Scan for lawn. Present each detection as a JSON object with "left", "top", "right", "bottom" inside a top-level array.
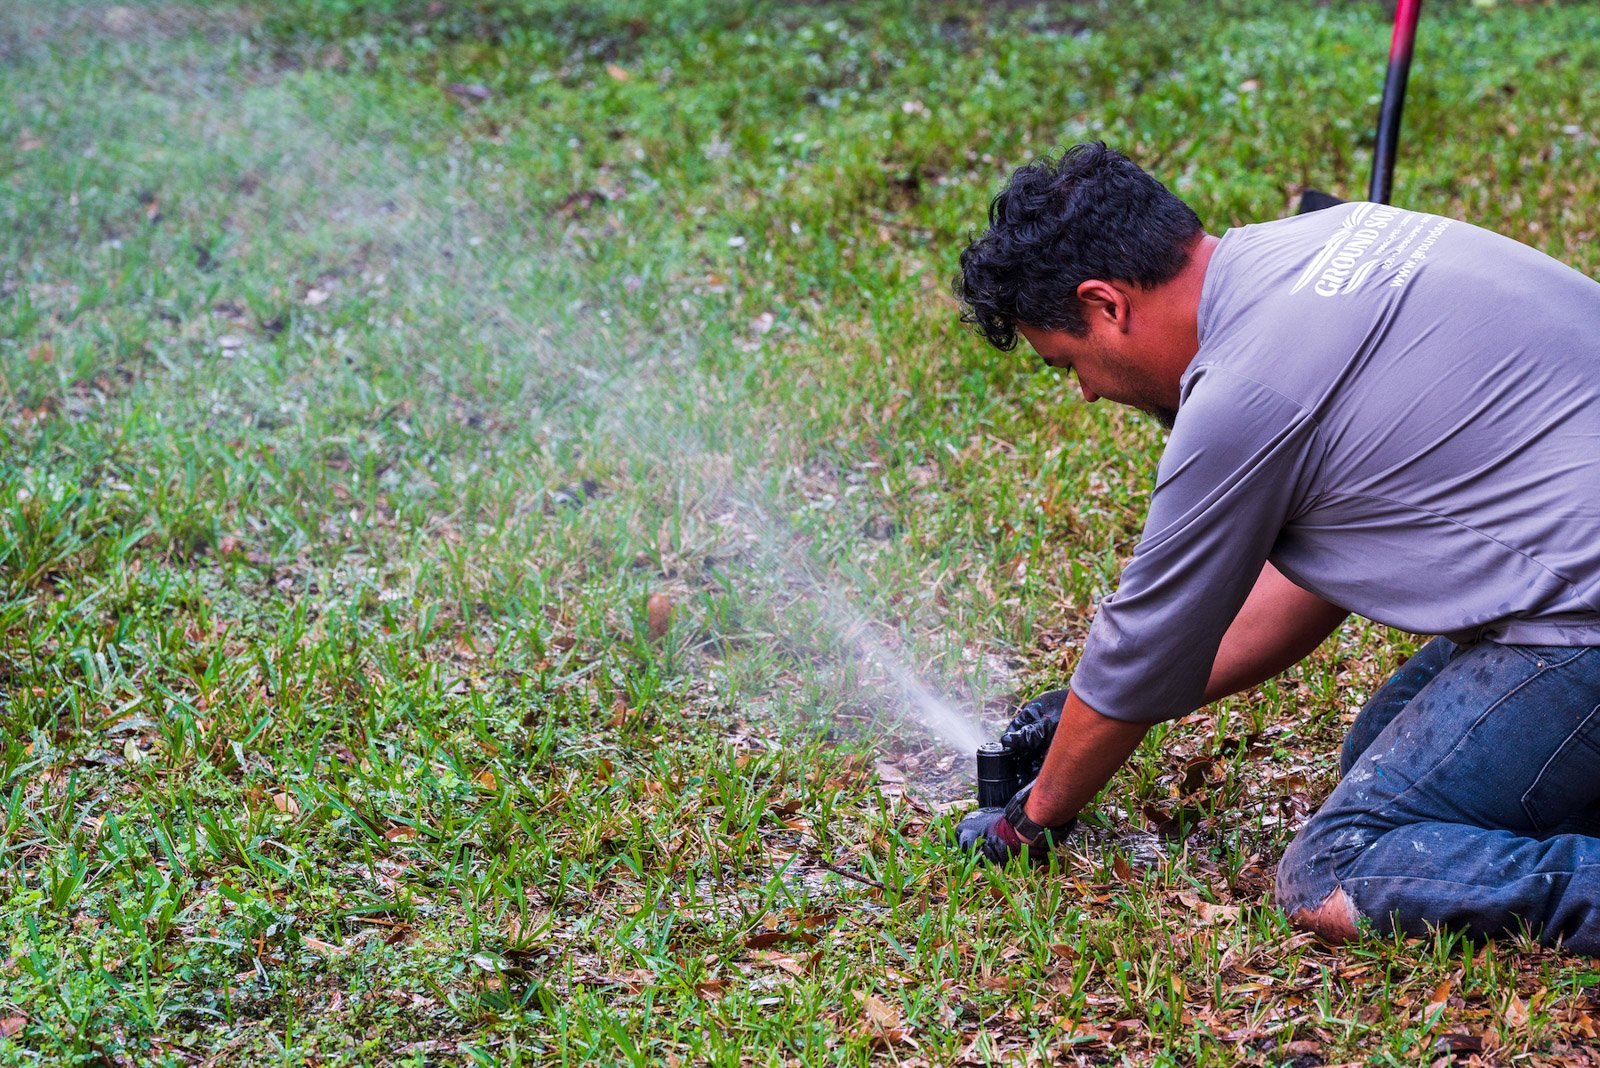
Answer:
[{"left": 3, "top": 0, "right": 1600, "bottom": 1063}]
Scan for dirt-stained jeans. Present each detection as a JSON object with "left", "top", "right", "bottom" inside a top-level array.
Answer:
[{"left": 1276, "top": 638, "right": 1600, "bottom": 955}]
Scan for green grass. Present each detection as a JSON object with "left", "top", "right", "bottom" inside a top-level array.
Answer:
[{"left": 4, "top": 0, "right": 1600, "bottom": 1063}]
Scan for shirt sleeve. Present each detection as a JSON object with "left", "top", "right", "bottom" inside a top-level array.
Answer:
[{"left": 1069, "top": 368, "right": 1322, "bottom": 723}]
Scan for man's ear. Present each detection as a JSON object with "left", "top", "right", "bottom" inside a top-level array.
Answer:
[{"left": 1075, "top": 280, "right": 1129, "bottom": 332}]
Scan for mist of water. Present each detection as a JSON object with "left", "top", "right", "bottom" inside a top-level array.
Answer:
[{"left": 12, "top": 3, "right": 996, "bottom": 764}]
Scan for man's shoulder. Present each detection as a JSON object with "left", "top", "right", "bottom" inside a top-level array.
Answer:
[
  {"left": 1178, "top": 363, "right": 1314, "bottom": 425},
  {"left": 1162, "top": 365, "right": 1319, "bottom": 485}
]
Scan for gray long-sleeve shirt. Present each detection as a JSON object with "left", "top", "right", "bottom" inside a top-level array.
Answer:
[{"left": 1070, "top": 204, "right": 1600, "bottom": 724}]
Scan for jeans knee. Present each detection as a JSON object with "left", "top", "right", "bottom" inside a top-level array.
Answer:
[
  {"left": 1275, "top": 835, "right": 1365, "bottom": 942},
  {"left": 1274, "top": 831, "right": 1333, "bottom": 915}
]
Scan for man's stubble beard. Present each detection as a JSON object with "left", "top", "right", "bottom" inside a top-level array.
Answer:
[{"left": 1093, "top": 339, "right": 1177, "bottom": 430}]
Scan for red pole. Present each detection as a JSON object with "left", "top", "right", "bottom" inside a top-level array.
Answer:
[{"left": 1369, "top": 0, "right": 1423, "bottom": 204}]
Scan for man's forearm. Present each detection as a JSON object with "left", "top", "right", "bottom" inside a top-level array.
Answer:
[
  {"left": 1204, "top": 562, "right": 1348, "bottom": 703},
  {"left": 1022, "top": 689, "right": 1149, "bottom": 829},
  {"left": 1020, "top": 565, "right": 1344, "bottom": 832}
]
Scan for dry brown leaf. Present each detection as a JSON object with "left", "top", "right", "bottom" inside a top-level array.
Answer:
[
  {"left": 603, "top": 968, "right": 656, "bottom": 992},
  {"left": 873, "top": 761, "right": 906, "bottom": 784},
  {"left": 1176, "top": 892, "right": 1241, "bottom": 924},
  {"left": 1433, "top": 1033, "right": 1484, "bottom": 1054},
  {"left": 868, "top": 1027, "right": 911, "bottom": 1049},
  {"left": 0, "top": 1016, "right": 26, "bottom": 1038},
  {"left": 862, "top": 993, "right": 900, "bottom": 1029},
  {"left": 747, "top": 950, "right": 805, "bottom": 977},
  {"left": 384, "top": 825, "right": 418, "bottom": 842},
  {"left": 474, "top": 769, "right": 498, "bottom": 792},
  {"left": 271, "top": 791, "right": 299, "bottom": 815},
  {"left": 606, "top": 64, "right": 631, "bottom": 82},
  {"left": 1228, "top": 981, "right": 1273, "bottom": 995},
  {"left": 1046, "top": 971, "right": 1081, "bottom": 995},
  {"left": 1196, "top": 901, "right": 1240, "bottom": 923},
  {"left": 1423, "top": 974, "right": 1455, "bottom": 1024},
  {"left": 302, "top": 936, "right": 345, "bottom": 956},
  {"left": 1503, "top": 991, "right": 1528, "bottom": 1030},
  {"left": 608, "top": 699, "right": 631, "bottom": 727},
  {"left": 1051, "top": 1017, "right": 1107, "bottom": 1044},
  {"left": 647, "top": 592, "right": 672, "bottom": 637},
  {"left": 744, "top": 930, "right": 818, "bottom": 950}
]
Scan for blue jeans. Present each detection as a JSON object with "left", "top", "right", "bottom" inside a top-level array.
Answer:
[{"left": 1276, "top": 638, "right": 1600, "bottom": 954}]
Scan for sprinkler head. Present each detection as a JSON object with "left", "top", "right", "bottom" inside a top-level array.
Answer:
[{"left": 975, "top": 740, "right": 1024, "bottom": 810}]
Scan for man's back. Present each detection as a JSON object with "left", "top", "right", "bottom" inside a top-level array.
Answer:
[
  {"left": 1072, "top": 206, "right": 1600, "bottom": 723},
  {"left": 1195, "top": 206, "right": 1600, "bottom": 641}
]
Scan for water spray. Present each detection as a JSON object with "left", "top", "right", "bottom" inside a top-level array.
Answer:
[{"left": 12, "top": 3, "right": 1000, "bottom": 781}]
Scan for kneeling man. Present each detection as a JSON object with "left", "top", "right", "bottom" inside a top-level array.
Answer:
[{"left": 953, "top": 142, "right": 1600, "bottom": 954}]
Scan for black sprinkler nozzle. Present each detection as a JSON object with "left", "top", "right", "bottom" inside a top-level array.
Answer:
[{"left": 975, "top": 741, "right": 1024, "bottom": 810}]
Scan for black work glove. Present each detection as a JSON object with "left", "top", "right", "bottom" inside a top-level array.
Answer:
[
  {"left": 999, "top": 688, "right": 1071, "bottom": 779},
  {"left": 954, "top": 806, "right": 1032, "bottom": 864},
  {"left": 954, "top": 784, "right": 1078, "bottom": 865}
]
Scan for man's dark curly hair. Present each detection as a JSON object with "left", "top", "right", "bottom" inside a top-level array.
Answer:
[{"left": 954, "top": 143, "right": 1203, "bottom": 351}]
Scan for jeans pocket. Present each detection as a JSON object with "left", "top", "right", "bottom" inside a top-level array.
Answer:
[
  {"left": 1503, "top": 645, "right": 1590, "bottom": 669},
  {"left": 1521, "top": 703, "right": 1600, "bottom": 834}
]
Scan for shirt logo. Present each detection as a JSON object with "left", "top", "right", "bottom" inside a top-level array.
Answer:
[{"left": 1290, "top": 203, "right": 1403, "bottom": 297}]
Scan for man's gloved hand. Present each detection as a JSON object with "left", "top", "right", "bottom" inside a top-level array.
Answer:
[
  {"left": 1000, "top": 688, "right": 1071, "bottom": 778},
  {"left": 954, "top": 783, "right": 1078, "bottom": 864},
  {"left": 954, "top": 806, "right": 1032, "bottom": 863}
]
